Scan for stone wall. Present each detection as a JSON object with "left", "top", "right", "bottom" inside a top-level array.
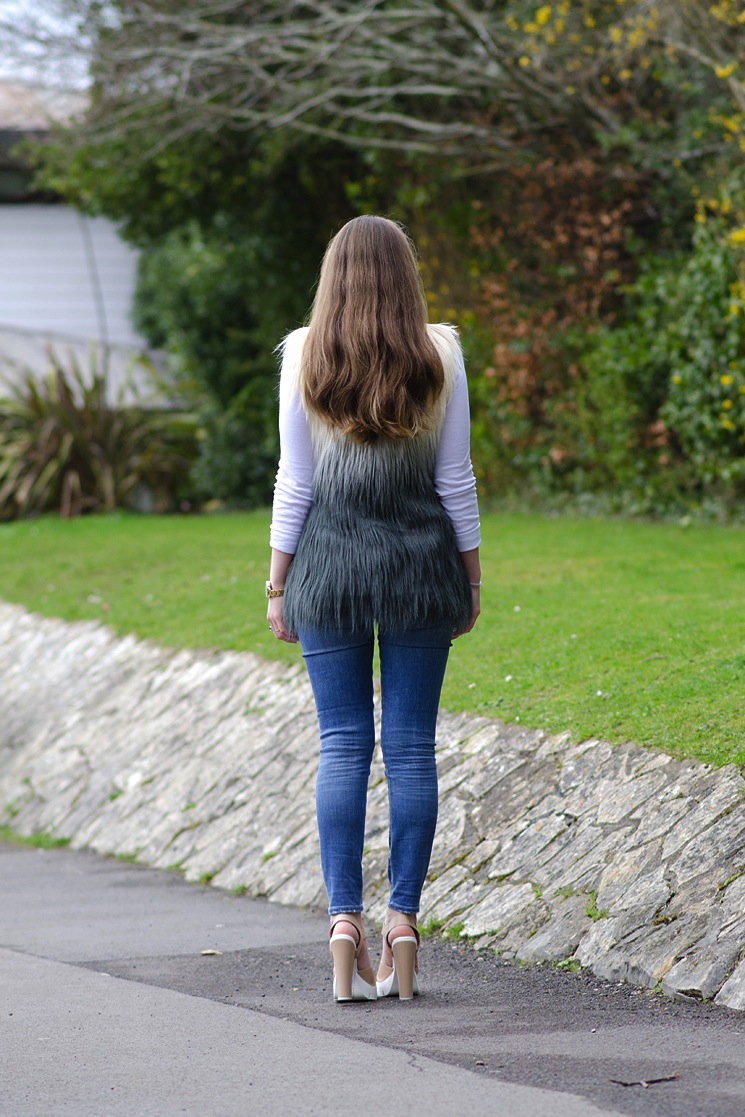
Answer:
[{"left": 0, "top": 602, "right": 743, "bottom": 1010}]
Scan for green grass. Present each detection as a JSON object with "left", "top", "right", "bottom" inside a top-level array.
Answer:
[
  {"left": 0, "top": 826, "right": 70, "bottom": 849},
  {"left": 584, "top": 890, "right": 609, "bottom": 921},
  {"left": 0, "top": 510, "right": 744, "bottom": 767},
  {"left": 554, "top": 959, "right": 581, "bottom": 973}
]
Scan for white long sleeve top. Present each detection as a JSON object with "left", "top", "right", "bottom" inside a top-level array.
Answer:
[{"left": 270, "top": 332, "right": 481, "bottom": 554}]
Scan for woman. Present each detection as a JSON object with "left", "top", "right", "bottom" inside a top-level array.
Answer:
[{"left": 266, "top": 215, "right": 481, "bottom": 1003}]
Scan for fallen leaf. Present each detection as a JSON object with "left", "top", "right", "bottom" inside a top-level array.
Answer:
[{"left": 609, "top": 1074, "right": 679, "bottom": 1089}]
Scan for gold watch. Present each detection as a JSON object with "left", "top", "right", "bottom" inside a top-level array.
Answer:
[{"left": 265, "top": 581, "right": 285, "bottom": 599}]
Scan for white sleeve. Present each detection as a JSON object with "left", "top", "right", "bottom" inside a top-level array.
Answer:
[
  {"left": 435, "top": 351, "right": 481, "bottom": 552},
  {"left": 269, "top": 354, "right": 314, "bottom": 554}
]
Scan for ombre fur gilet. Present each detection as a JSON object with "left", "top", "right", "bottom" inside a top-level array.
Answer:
[{"left": 282, "top": 323, "right": 472, "bottom": 636}]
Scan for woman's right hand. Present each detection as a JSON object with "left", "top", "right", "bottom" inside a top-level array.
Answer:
[{"left": 453, "top": 585, "right": 480, "bottom": 639}]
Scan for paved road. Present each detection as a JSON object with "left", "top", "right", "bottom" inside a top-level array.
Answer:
[{"left": 1, "top": 842, "right": 743, "bottom": 1117}]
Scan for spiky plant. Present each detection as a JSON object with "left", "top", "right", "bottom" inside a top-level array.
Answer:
[{"left": 0, "top": 347, "right": 198, "bottom": 519}]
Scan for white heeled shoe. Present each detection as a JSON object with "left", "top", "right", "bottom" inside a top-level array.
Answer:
[
  {"left": 329, "top": 914, "right": 377, "bottom": 1003},
  {"left": 376, "top": 910, "right": 420, "bottom": 1000}
]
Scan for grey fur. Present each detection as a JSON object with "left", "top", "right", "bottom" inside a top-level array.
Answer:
[{"left": 283, "top": 433, "right": 472, "bottom": 636}]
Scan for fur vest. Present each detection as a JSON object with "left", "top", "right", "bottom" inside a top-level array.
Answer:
[{"left": 281, "top": 323, "right": 472, "bottom": 636}]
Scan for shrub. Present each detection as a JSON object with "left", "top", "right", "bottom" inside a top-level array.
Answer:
[
  {"left": 133, "top": 221, "right": 295, "bottom": 506},
  {"left": 456, "top": 155, "right": 647, "bottom": 496},
  {"left": 0, "top": 348, "right": 198, "bottom": 519},
  {"left": 566, "top": 212, "right": 745, "bottom": 501},
  {"left": 661, "top": 220, "right": 745, "bottom": 487},
  {"left": 191, "top": 383, "right": 280, "bottom": 510}
]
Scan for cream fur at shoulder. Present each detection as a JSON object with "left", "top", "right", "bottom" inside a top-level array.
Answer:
[
  {"left": 428, "top": 320, "right": 462, "bottom": 379},
  {"left": 277, "top": 326, "right": 309, "bottom": 393}
]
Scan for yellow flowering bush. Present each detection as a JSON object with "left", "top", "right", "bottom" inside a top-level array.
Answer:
[
  {"left": 643, "top": 216, "right": 745, "bottom": 484},
  {"left": 548, "top": 206, "right": 745, "bottom": 503}
]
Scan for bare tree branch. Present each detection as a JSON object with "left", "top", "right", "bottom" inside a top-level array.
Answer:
[{"left": 0, "top": 0, "right": 741, "bottom": 164}]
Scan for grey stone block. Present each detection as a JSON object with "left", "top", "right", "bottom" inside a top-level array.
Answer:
[
  {"left": 715, "top": 959, "right": 745, "bottom": 1010},
  {"left": 516, "top": 894, "right": 588, "bottom": 963}
]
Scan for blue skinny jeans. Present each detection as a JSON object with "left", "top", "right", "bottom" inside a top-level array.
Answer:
[{"left": 299, "top": 624, "right": 452, "bottom": 916}]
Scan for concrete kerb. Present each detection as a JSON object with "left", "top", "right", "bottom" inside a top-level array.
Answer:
[{"left": 0, "top": 601, "right": 743, "bottom": 1011}]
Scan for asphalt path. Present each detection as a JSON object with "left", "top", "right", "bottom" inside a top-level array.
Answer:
[{"left": 1, "top": 842, "right": 743, "bottom": 1117}]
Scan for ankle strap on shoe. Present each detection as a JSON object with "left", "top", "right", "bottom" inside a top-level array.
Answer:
[
  {"left": 330, "top": 914, "right": 364, "bottom": 944},
  {"left": 384, "top": 912, "right": 420, "bottom": 948}
]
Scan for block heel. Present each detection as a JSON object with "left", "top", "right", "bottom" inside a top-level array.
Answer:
[
  {"left": 330, "top": 934, "right": 357, "bottom": 1001},
  {"left": 391, "top": 936, "right": 418, "bottom": 1000},
  {"left": 329, "top": 914, "right": 378, "bottom": 1003}
]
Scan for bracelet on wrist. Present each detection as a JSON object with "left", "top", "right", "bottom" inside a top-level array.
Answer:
[{"left": 469, "top": 581, "right": 482, "bottom": 588}]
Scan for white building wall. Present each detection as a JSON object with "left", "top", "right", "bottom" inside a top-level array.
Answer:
[
  {"left": 0, "top": 203, "right": 144, "bottom": 346},
  {"left": 0, "top": 203, "right": 161, "bottom": 401}
]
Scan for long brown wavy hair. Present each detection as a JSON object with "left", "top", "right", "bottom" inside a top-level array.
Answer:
[{"left": 300, "top": 215, "right": 445, "bottom": 442}]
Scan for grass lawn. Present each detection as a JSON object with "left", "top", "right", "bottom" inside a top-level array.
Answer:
[{"left": 0, "top": 510, "right": 743, "bottom": 768}]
